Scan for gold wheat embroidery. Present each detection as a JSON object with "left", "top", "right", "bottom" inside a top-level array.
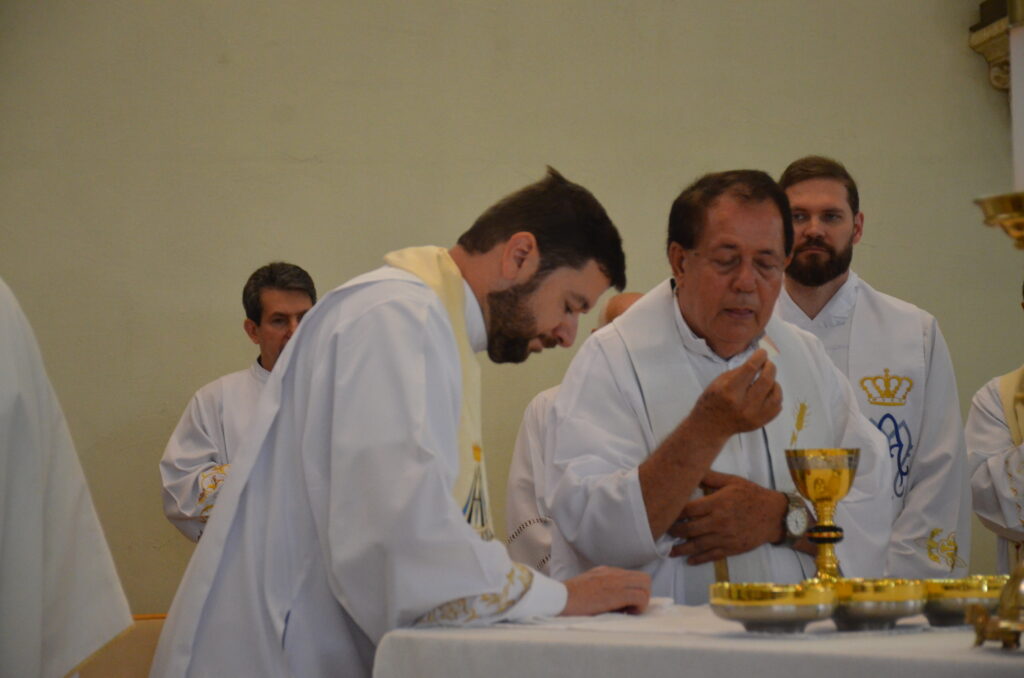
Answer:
[{"left": 790, "top": 402, "right": 808, "bottom": 447}]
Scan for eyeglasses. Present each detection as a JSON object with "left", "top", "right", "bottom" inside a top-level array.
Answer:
[{"left": 688, "top": 249, "right": 785, "bottom": 282}]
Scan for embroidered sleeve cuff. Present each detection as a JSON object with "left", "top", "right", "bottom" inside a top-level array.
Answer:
[
  {"left": 511, "top": 569, "right": 568, "bottom": 619},
  {"left": 414, "top": 563, "right": 566, "bottom": 627}
]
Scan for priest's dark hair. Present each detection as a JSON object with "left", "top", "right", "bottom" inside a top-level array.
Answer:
[
  {"left": 457, "top": 167, "right": 627, "bottom": 291},
  {"left": 668, "top": 170, "right": 793, "bottom": 256},
  {"left": 778, "top": 155, "right": 860, "bottom": 215},
  {"left": 242, "top": 262, "right": 318, "bottom": 325}
]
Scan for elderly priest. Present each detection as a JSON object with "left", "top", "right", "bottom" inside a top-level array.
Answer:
[
  {"left": 150, "top": 168, "right": 651, "bottom": 678},
  {"left": 545, "top": 170, "right": 892, "bottom": 603}
]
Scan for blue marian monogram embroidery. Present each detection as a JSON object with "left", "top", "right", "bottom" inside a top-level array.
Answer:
[{"left": 874, "top": 413, "right": 913, "bottom": 498}]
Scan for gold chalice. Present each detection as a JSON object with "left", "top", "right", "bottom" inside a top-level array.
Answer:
[{"left": 784, "top": 448, "right": 859, "bottom": 583}]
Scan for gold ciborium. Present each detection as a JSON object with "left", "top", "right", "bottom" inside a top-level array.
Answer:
[{"left": 784, "top": 448, "right": 859, "bottom": 583}]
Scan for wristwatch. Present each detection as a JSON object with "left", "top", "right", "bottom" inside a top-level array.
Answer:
[{"left": 781, "top": 491, "right": 811, "bottom": 546}]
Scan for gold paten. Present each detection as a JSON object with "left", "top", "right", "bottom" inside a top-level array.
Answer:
[
  {"left": 709, "top": 581, "right": 835, "bottom": 633},
  {"left": 975, "top": 192, "right": 1024, "bottom": 249},
  {"left": 784, "top": 448, "right": 858, "bottom": 583},
  {"left": 833, "top": 578, "right": 925, "bottom": 631},
  {"left": 925, "top": 575, "right": 1008, "bottom": 627}
]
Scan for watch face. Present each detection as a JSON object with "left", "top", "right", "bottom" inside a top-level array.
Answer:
[{"left": 786, "top": 508, "right": 808, "bottom": 536}]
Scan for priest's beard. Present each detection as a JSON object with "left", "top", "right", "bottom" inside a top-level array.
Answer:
[
  {"left": 786, "top": 234, "right": 854, "bottom": 287},
  {"left": 486, "top": 275, "right": 550, "bottom": 364}
]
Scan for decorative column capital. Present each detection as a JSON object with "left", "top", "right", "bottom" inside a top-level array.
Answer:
[{"left": 970, "top": 16, "right": 1010, "bottom": 91}]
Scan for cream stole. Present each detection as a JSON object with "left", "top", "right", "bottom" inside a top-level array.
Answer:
[
  {"left": 383, "top": 246, "right": 494, "bottom": 540},
  {"left": 846, "top": 278, "right": 925, "bottom": 509},
  {"left": 614, "top": 281, "right": 831, "bottom": 601},
  {"left": 993, "top": 365, "right": 1024, "bottom": 570}
]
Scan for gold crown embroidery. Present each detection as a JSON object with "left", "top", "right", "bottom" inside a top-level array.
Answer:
[{"left": 859, "top": 369, "right": 914, "bottom": 407}]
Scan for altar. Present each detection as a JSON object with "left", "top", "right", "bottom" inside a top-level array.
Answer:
[{"left": 372, "top": 602, "right": 1021, "bottom": 678}]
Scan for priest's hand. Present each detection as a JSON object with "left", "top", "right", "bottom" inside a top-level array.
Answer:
[
  {"left": 666, "top": 471, "right": 787, "bottom": 564},
  {"left": 560, "top": 566, "right": 652, "bottom": 616},
  {"left": 689, "top": 349, "right": 782, "bottom": 440},
  {"left": 637, "top": 350, "right": 782, "bottom": 542}
]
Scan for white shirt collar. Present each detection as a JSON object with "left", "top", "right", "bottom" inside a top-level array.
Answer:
[
  {"left": 462, "top": 279, "right": 487, "bottom": 353},
  {"left": 251, "top": 359, "right": 271, "bottom": 383},
  {"left": 781, "top": 270, "right": 860, "bottom": 329},
  {"left": 670, "top": 285, "right": 761, "bottom": 366}
]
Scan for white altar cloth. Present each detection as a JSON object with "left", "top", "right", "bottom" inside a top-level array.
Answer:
[{"left": 373, "top": 602, "right": 1021, "bottom": 678}]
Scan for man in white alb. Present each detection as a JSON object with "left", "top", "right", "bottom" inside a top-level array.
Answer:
[
  {"left": 775, "top": 156, "right": 970, "bottom": 578},
  {"left": 0, "top": 276, "right": 131, "bottom": 678},
  {"left": 150, "top": 168, "right": 651, "bottom": 678},
  {"left": 965, "top": 279, "right": 1024, "bottom": 574},
  {"left": 160, "top": 262, "right": 316, "bottom": 541},
  {"left": 546, "top": 170, "right": 891, "bottom": 604},
  {"left": 506, "top": 291, "right": 642, "bottom": 573}
]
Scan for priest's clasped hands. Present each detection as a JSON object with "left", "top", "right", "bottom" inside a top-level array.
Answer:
[{"left": 668, "top": 471, "right": 789, "bottom": 564}]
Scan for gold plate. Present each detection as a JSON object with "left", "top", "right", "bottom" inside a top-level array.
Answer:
[
  {"left": 924, "top": 575, "right": 1008, "bottom": 627},
  {"left": 834, "top": 578, "right": 925, "bottom": 631},
  {"left": 710, "top": 581, "right": 836, "bottom": 633}
]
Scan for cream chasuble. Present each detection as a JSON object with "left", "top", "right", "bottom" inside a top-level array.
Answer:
[
  {"left": 151, "top": 259, "right": 565, "bottom": 678},
  {"left": 384, "top": 246, "right": 494, "bottom": 540}
]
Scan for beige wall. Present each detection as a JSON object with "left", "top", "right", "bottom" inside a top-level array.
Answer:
[{"left": 0, "top": 1, "right": 1014, "bottom": 612}]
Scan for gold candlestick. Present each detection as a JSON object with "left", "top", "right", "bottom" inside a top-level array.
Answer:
[
  {"left": 784, "top": 448, "right": 859, "bottom": 583},
  {"left": 975, "top": 192, "right": 1024, "bottom": 249}
]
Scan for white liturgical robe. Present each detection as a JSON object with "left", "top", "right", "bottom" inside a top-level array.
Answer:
[
  {"left": 777, "top": 272, "right": 970, "bottom": 578},
  {"left": 151, "top": 259, "right": 565, "bottom": 678},
  {"left": 506, "top": 386, "right": 559, "bottom": 573},
  {"left": 160, "top": 361, "right": 269, "bottom": 541},
  {"left": 546, "top": 281, "right": 891, "bottom": 604},
  {"left": 966, "top": 371, "right": 1024, "bottom": 573},
  {"left": 0, "top": 277, "right": 131, "bottom": 678}
]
